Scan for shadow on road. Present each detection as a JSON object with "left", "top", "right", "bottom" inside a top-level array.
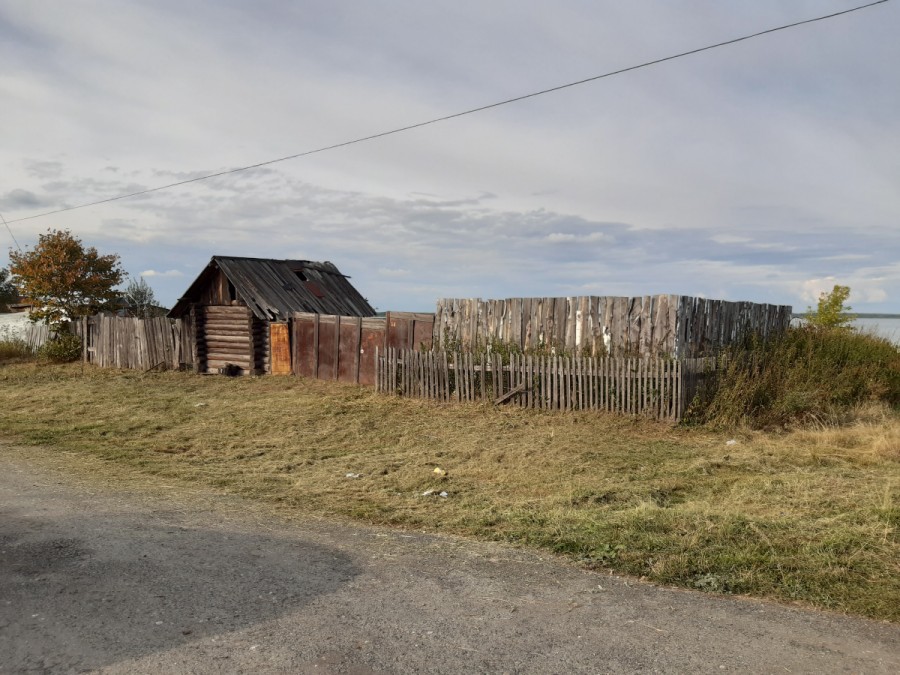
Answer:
[{"left": 1, "top": 509, "right": 359, "bottom": 672}]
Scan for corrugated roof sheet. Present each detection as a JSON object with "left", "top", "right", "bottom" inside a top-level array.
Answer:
[{"left": 168, "top": 256, "right": 375, "bottom": 320}]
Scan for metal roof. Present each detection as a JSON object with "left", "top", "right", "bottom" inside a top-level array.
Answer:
[{"left": 168, "top": 256, "right": 375, "bottom": 320}]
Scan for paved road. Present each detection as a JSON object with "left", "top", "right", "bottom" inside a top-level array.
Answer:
[{"left": 1, "top": 444, "right": 898, "bottom": 674}]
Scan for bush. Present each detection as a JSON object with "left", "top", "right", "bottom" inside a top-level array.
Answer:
[
  {"left": 693, "top": 326, "right": 900, "bottom": 428},
  {"left": 39, "top": 330, "right": 83, "bottom": 363},
  {"left": 806, "top": 284, "right": 855, "bottom": 329}
]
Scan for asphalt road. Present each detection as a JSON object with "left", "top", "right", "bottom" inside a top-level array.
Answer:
[{"left": 1, "top": 442, "right": 898, "bottom": 674}]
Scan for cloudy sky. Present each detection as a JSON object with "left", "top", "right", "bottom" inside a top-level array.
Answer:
[{"left": 1, "top": 0, "right": 898, "bottom": 312}]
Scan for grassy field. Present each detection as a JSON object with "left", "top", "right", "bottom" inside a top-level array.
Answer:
[{"left": 1, "top": 361, "right": 898, "bottom": 621}]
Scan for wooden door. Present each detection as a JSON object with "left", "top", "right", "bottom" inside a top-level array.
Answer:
[{"left": 269, "top": 322, "right": 291, "bottom": 374}]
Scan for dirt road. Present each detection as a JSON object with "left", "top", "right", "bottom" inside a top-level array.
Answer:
[{"left": 1, "top": 443, "right": 897, "bottom": 674}]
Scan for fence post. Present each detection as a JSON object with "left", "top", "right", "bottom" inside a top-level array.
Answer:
[
  {"left": 354, "top": 316, "right": 362, "bottom": 384},
  {"left": 81, "top": 316, "right": 88, "bottom": 364}
]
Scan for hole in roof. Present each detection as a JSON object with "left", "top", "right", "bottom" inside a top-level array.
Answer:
[{"left": 294, "top": 270, "right": 308, "bottom": 282}]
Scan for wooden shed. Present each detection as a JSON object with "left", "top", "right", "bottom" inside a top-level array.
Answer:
[{"left": 168, "top": 256, "right": 375, "bottom": 374}]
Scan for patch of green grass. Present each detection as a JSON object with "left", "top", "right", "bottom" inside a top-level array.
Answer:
[{"left": 0, "top": 362, "right": 898, "bottom": 621}]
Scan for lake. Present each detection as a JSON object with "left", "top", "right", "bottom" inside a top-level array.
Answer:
[
  {"left": 851, "top": 317, "right": 900, "bottom": 345},
  {"left": 791, "top": 316, "right": 900, "bottom": 344}
]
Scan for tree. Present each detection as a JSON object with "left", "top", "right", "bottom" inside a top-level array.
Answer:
[
  {"left": 0, "top": 268, "right": 16, "bottom": 312},
  {"left": 124, "top": 276, "right": 161, "bottom": 318},
  {"left": 806, "top": 284, "right": 855, "bottom": 329},
  {"left": 8, "top": 229, "right": 126, "bottom": 324}
]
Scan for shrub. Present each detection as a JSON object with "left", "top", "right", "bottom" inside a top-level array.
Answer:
[
  {"left": 39, "top": 330, "right": 83, "bottom": 363},
  {"left": 806, "top": 284, "right": 855, "bottom": 329},
  {"left": 693, "top": 326, "right": 900, "bottom": 428}
]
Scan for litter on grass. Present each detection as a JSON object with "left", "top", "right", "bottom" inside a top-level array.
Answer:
[
  {"left": 421, "top": 489, "right": 450, "bottom": 498},
  {"left": 345, "top": 473, "right": 362, "bottom": 479}
]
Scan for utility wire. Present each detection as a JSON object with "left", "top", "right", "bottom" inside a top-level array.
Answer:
[
  {"left": 1, "top": 212, "right": 23, "bottom": 251},
  {"left": 5, "top": 0, "right": 890, "bottom": 226}
]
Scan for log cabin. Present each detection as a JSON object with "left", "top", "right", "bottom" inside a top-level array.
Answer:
[{"left": 168, "top": 256, "right": 375, "bottom": 374}]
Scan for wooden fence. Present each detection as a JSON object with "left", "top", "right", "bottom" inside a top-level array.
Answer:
[
  {"left": 375, "top": 349, "right": 717, "bottom": 421},
  {"left": 19, "top": 323, "right": 51, "bottom": 352},
  {"left": 79, "top": 314, "right": 194, "bottom": 370},
  {"left": 434, "top": 296, "right": 792, "bottom": 358}
]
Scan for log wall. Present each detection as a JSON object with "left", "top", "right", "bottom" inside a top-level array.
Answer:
[{"left": 197, "top": 305, "right": 258, "bottom": 374}]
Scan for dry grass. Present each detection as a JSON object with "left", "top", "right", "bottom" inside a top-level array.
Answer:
[
  {"left": 1, "top": 361, "right": 898, "bottom": 621},
  {"left": 0, "top": 337, "right": 31, "bottom": 361}
]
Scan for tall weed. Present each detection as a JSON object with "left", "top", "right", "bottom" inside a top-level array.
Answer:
[
  {"left": 695, "top": 327, "right": 900, "bottom": 428},
  {"left": 0, "top": 325, "right": 33, "bottom": 362},
  {"left": 0, "top": 337, "right": 32, "bottom": 361}
]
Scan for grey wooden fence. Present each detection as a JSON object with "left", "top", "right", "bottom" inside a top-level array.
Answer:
[
  {"left": 19, "top": 323, "right": 51, "bottom": 352},
  {"left": 0, "top": 321, "right": 58, "bottom": 353},
  {"left": 434, "top": 296, "right": 791, "bottom": 358},
  {"left": 79, "top": 314, "right": 194, "bottom": 371},
  {"left": 376, "top": 348, "right": 717, "bottom": 421}
]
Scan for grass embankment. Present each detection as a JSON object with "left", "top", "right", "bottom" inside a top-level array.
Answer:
[{"left": 1, "top": 362, "right": 898, "bottom": 621}]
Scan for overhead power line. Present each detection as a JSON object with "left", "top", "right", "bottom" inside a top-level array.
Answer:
[
  {"left": 6, "top": 0, "right": 890, "bottom": 226},
  {"left": 1, "top": 212, "right": 22, "bottom": 251}
]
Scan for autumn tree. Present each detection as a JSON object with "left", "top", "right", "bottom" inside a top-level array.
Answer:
[
  {"left": 9, "top": 229, "right": 126, "bottom": 324},
  {"left": 0, "top": 268, "right": 16, "bottom": 312}
]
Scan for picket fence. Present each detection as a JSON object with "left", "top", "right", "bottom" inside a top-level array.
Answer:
[{"left": 375, "top": 348, "right": 716, "bottom": 421}]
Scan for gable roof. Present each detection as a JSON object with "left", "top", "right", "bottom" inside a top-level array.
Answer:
[{"left": 168, "top": 256, "right": 375, "bottom": 320}]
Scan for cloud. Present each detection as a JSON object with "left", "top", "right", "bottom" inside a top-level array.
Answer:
[
  {"left": 2, "top": 162, "right": 893, "bottom": 313},
  {"left": 140, "top": 269, "right": 183, "bottom": 278},
  {"left": 377, "top": 267, "right": 410, "bottom": 278},
  {"left": 857, "top": 287, "right": 888, "bottom": 304},
  {"left": 0, "top": 189, "right": 56, "bottom": 210},
  {"left": 0, "top": 1, "right": 897, "bottom": 312},
  {"left": 546, "top": 233, "right": 576, "bottom": 242},
  {"left": 799, "top": 277, "right": 841, "bottom": 304},
  {"left": 22, "top": 160, "right": 63, "bottom": 179},
  {"left": 798, "top": 276, "right": 891, "bottom": 306}
]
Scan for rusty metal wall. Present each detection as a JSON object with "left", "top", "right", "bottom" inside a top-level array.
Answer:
[{"left": 292, "top": 312, "right": 434, "bottom": 385}]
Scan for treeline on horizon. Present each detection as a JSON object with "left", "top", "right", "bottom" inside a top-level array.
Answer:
[{"left": 792, "top": 312, "right": 900, "bottom": 319}]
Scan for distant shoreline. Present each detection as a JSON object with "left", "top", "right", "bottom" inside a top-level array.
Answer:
[{"left": 792, "top": 313, "right": 900, "bottom": 319}]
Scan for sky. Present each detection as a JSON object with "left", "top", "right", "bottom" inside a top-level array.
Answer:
[{"left": 1, "top": 0, "right": 898, "bottom": 313}]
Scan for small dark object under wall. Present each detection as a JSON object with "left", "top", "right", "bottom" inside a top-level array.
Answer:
[{"left": 218, "top": 363, "right": 241, "bottom": 377}]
